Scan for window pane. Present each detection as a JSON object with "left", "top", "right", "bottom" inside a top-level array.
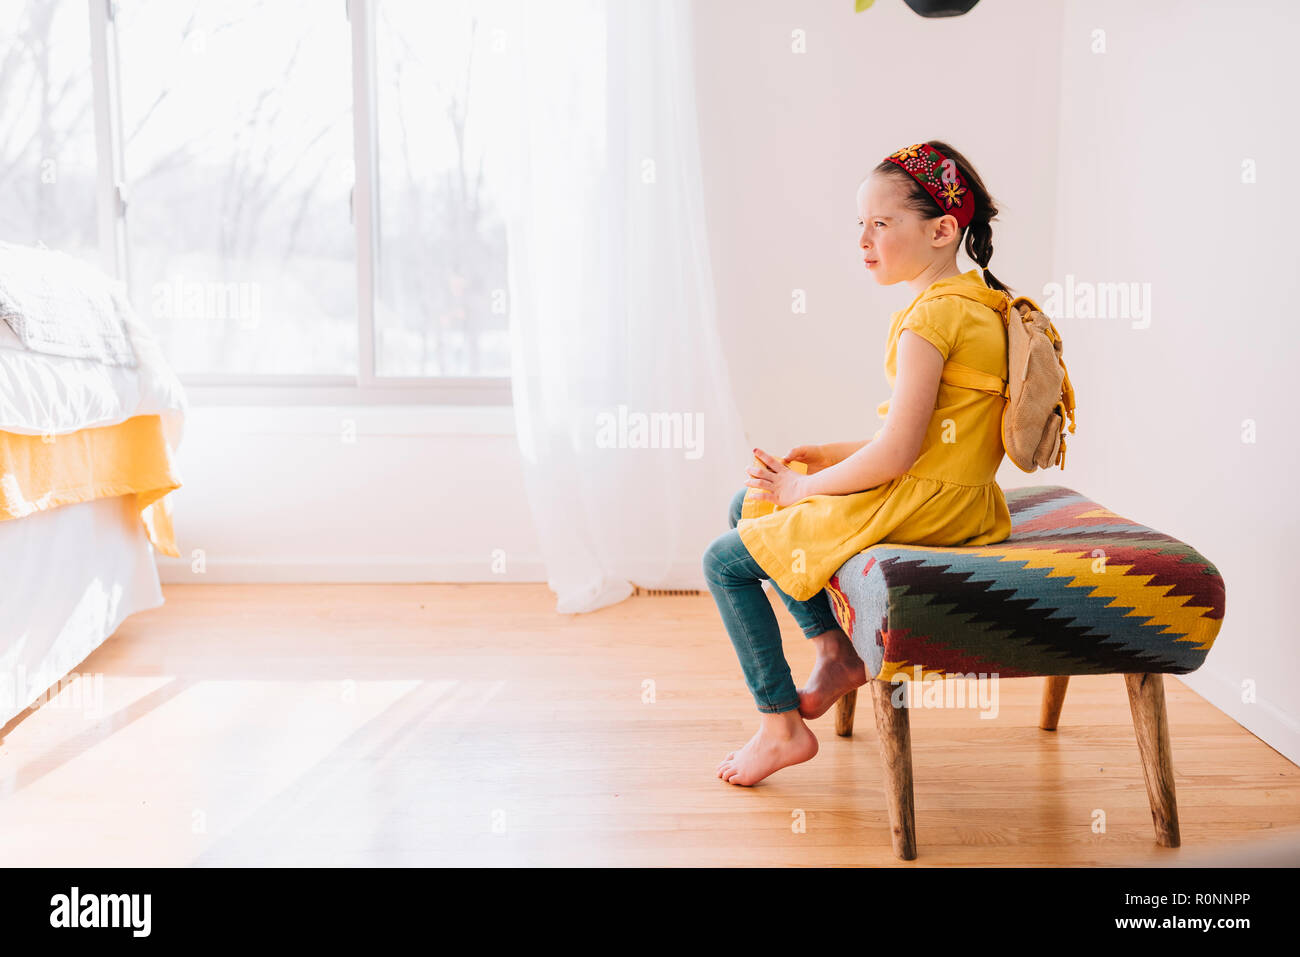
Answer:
[
  {"left": 116, "top": 0, "right": 355, "bottom": 375},
  {"left": 0, "top": 0, "right": 98, "bottom": 258},
  {"left": 374, "top": 0, "right": 510, "bottom": 378}
]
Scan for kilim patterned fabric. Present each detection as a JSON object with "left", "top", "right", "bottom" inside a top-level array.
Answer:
[{"left": 823, "top": 485, "right": 1225, "bottom": 682}]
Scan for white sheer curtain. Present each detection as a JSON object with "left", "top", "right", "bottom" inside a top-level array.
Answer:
[{"left": 484, "top": 0, "right": 750, "bottom": 613}]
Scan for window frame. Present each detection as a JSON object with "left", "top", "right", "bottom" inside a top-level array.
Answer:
[{"left": 87, "top": 0, "right": 511, "bottom": 406}]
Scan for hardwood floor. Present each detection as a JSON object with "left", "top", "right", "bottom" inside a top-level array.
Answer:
[{"left": 1, "top": 583, "right": 1296, "bottom": 866}]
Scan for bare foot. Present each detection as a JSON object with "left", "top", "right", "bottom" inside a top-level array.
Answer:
[
  {"left": 798, "top": 628, "right": 867, "bottom": 720},
  {"left": 715, "top": 711, "right": 819, "bottom": 786}
]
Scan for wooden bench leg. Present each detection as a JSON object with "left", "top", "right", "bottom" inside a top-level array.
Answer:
[
  {"left": 1039, "top": 675, "right": 1070, "bottom": 730},
  {"left": 869, "top": 678, "right": 916, "bottom": 860},
  {"left": 1124, "top": 672, "right": 1181, "bottom": 848},
  {"left": 834, "top": 688, "right": 857, "bottom": 737}
]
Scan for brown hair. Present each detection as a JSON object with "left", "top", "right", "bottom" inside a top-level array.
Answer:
[{"left": 872, "top": 140, "right": 1012, "bottom": 295}]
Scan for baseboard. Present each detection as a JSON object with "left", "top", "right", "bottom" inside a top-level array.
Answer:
[
  {"left": 156, "top": 557, "right": 714, "bottom": 589},
  {"left": 1180, "top": 664, "right": 1300, "bottom": 768},
  {"left": 155, "top": 558, "right": 551, "bottom": 584}
]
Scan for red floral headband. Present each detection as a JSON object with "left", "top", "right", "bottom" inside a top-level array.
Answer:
[{"left": 882, "top": 143, "right": 975, "bottom": 229}]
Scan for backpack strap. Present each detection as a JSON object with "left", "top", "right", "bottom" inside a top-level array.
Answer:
[
  {"left": 1058, "top": 357, "right": 1078, "bottom": 434},
  {"left": 940, "top": 359, "right": 1007, "bottom": 397},
  {"left": 1010, "top": 293, "right": 1043, "bottom": 315}
]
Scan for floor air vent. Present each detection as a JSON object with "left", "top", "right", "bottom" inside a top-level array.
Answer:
[{"left": 631, "top": 585, "right": 704, "bottom": 597}]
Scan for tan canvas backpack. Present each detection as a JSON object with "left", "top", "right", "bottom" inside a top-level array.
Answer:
[
  {"left": 999, "top": 294, "right": 1077, "bottom": 470},
  {"left": 934, "top": 288, "right": 1078, "bottom": 471}
]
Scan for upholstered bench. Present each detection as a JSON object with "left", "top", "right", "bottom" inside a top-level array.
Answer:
[{"left": 823, "top": 484, "right": 1226, "bottom": 860}]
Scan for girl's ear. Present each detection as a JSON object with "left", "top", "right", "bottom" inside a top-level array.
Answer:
[{"left": 932, "top": 214, "right": 961, "bottom": 246}]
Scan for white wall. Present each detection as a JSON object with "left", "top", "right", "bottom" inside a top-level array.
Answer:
[
  {"left": 156, "top": 0, "right": 1298, "bottom": 759},
  {"left": 1050, "top": 0, "right": 1300, "bottom": 763},
  {"left": 157, "top": 404, "right": 545, "bottom": 583}
]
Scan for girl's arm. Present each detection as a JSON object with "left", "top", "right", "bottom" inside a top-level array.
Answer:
[
  {"left": 820, "top": 439, "right": 870, "bottom": 465},
  {"left": 802, "top": 330, "right": 943, "bottom": 496}
]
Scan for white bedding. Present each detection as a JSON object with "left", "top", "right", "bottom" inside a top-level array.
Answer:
[
  {"left": 0, "top": 260, "right": 187, "bottom": 730},
  {"left": 0, "top": 494, "right": 163, "bottom": 729},
  {"left": 0, "top": 241, "right": 138, "bottom": 367},
  {"left": 0, "top": 290, "right": 187, "bottom": 445}
]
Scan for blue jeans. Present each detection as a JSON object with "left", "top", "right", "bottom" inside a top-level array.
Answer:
[{"left": 701, "top": 488, "right": 842, "bottom": 714}]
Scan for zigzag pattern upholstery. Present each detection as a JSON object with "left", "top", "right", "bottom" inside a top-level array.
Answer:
[{"left": 822, "top": 485, "right": 1225, "bottom": 681}]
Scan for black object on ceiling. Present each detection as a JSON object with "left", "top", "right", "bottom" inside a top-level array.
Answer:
[{"left": 903, "top": 0, "right": 982, "bottom": 17}]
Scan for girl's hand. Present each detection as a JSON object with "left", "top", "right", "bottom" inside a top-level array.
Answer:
[
  {"left": 747, "top": 448, "right": 812, "bottom": 508},
  {"left": 782, "top": 444, "right": 833, "bottom": 474}
]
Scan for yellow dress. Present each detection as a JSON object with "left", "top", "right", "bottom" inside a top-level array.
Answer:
[{"left": 737, "top": 268, "right": 1013, "bottom": 601}]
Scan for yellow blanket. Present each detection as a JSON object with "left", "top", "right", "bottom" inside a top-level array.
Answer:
[{"left": 0, "top": 414, "right": 181, "bottom": 556}]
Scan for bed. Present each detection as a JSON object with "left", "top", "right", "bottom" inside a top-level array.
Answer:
[{"left": 0, "top": 243, "right": 186, "bottom": 729}]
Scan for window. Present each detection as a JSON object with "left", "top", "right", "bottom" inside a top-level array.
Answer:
[
  {"left": 116, "top": 0, "right": 356, "bottom": 376},
  {"left": 0, "top": 0, "right": 513, "bottom": 402},
  {"left": 373, "top": 0, "right": 510, "bottom": 378},
  {"left": 0, "top": 0, "right": 98, "bottom": 260}
]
